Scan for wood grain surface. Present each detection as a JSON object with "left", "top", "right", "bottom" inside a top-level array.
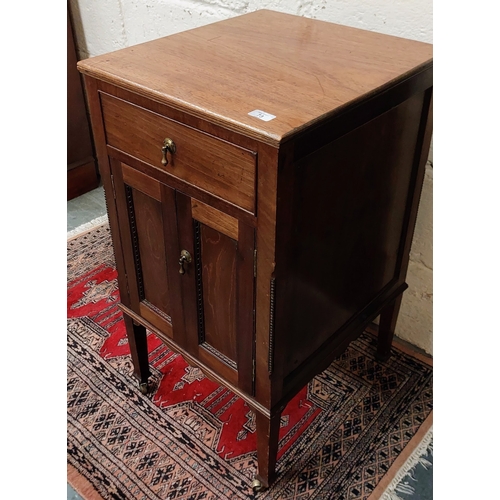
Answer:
[
  {"left": 78, "top": 10, "right": 432, "bottom": 146},
  {"left": 278, "top": 92, "right": 424, "bottom": 379},
  {"left": 191, "top": 198, "right": 239, "bottom": 240},
  {"left": 200, "top": 223, "right": 238, "bottom": 365},
  {"left": 132, "top": 189, "right": 171, "bottom": 319},
  {"left": 101, "top": 93, "right": 256, "bottom": 211}
]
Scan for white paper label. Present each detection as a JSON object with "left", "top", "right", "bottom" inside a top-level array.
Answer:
[{"left": 248, "top": 109, "right": 276, "bottom": 122}]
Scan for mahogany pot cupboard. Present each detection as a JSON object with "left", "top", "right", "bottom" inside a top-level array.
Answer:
[{"left": 78, "top": 10, "right": 432, "bottom": 491}]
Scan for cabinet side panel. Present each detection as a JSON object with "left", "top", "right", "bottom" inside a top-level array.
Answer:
[{"left": 281, "top": 92, "right": 425, "bottom": 377}]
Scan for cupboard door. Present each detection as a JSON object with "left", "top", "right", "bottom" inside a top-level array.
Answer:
[
  {"left": 175, "top": 192, "right": 255, "bottom": 394},
  {"left": 111, "top": 159, "right": 182, "bottom": 341}
]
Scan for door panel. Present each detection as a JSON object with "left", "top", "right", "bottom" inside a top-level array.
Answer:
[
  {"left": 176, "top": 191, "right": 255, "bottom": 394},
  {"left": 198, "top": 222, "right": 238, "bottom": 366},
  {"left": 111, "top": 158, "right": 255, "bottom": 395},
  {"left": 133, "top": 189, "right": 171, "bottom": 318},
  {"left": 111, "top": 159, "right": 176, "bottom": 339}
]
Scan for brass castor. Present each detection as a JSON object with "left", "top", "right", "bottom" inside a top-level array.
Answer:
[
  {"left": 252, "top": 477, "right": 264, "bottom": 494},
  {"left": 139, "top": 382, "right": 149, "bottom": 395}
]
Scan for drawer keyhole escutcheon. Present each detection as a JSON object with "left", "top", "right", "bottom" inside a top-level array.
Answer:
[
  {"left": 179, "top": 249, "right": 192, "bottom": 274},
  {"left": 161, "top": 138, "right": 176, "bottom": 166}
]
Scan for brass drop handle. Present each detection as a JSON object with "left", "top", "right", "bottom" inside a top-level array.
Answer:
[
  {"left": 161, "top": 138, "right": 176, "bottom": 166},
  {"left": 178, "top": 250, "right": 192, "bottom": 275}
]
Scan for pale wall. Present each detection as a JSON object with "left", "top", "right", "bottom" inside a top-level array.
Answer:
[{"left": 69, "top": 0, "right": 433, "bottom": 354}]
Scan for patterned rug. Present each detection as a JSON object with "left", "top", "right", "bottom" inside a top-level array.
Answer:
[{"left": 67, "top": 223, "right": 433, "bottom": 500}]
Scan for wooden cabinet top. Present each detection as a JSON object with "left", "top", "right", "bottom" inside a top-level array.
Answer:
[{"left": 77, "top": 9, "right": 432, "bottom": 146}]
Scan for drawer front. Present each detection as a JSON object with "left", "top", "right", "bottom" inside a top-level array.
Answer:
[{"left": 101, "top": 93, "right": 256, "bottom": 212}]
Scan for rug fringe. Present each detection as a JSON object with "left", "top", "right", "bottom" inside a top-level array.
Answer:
[
  {"left": 380, "top": 426, "right": 433, "bottom": 500},
  {"left": 67, "top": 214, "right": 109, "bottom": 240},
  {"left": 67, "top": 463, "right": 105, "bottom": 500}
]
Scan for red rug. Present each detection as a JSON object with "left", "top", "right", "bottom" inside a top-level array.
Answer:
[{"left": 67, "top": 223, "right": 432, "bottom": 500}]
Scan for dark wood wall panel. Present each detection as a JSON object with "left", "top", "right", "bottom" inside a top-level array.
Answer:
[{"left": 67, "top": 9, "right": 98, "bottom": 199}]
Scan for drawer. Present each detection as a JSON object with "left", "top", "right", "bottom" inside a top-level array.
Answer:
[{"left": 100, "top": 93, "right": 256, "bottom": 212}]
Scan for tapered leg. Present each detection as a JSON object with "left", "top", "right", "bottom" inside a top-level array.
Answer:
[
  {"left": 254, "top": 410, "right": 281, "bottom": 490},
  {"left": 123, "top": 314, "right": 151, "bottom": 393},
  {"left": 377, "top": 293, "right": 403, "bottom": 362}
]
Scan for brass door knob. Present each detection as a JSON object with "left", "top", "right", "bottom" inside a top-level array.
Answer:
[
  {"left": 161, "top": 138, "right": 176, "bottom": 166},
  {"left": 179, "top": 250, "right": 192, "bottom": 274}
]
